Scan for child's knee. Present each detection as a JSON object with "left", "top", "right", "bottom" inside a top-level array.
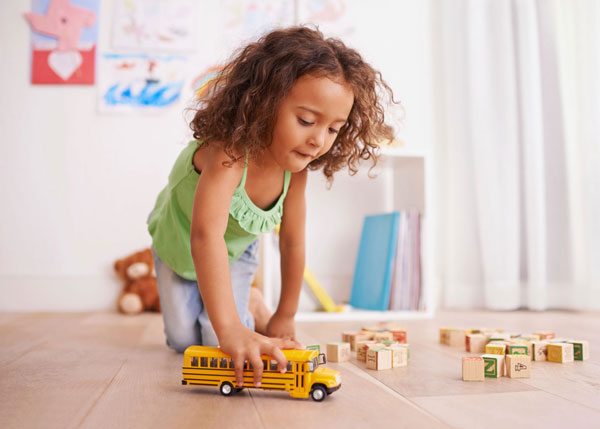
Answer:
[{"left": 165, "top": 325, "right": 201, "bottom": 353}]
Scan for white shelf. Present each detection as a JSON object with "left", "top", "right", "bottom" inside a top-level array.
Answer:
[
  {"left": 261, "top": 144, "right": 437, "bottom": 322},
  {"left": 294, "top": 307, "right": 435, "bottom": 322}
]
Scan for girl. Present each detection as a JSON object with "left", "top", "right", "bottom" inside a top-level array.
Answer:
[{"left": 148, "top": 26, "right": 395, "bottom": 388}]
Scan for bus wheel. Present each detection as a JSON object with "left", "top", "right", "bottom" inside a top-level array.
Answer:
[
  {"left": 310, "top": 386, "right": 327, "bottom": 402},
  {"left": 220, "top": 382, "right": 234, "bottom": 396}
]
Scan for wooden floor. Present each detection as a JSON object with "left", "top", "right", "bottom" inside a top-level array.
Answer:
[{"left": 1, "top": 310, "right": 599, "bottom": 429}]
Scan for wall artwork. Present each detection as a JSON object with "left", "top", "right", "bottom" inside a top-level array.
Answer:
[
  {"left": 25, "top": 0, "right": 99, "bottom": 84},
  {"left": 111, "top": 0, "right": 195, "bottom": 52},
  {"left": 97, "top": 53, "right": 187, "bottom": 113}
]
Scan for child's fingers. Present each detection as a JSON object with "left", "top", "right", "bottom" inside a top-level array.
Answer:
[
  {"left": 264, "top": 343, "right": 288, "bottom": 374},
  {"left": 278, "top": 337, "right": 303, "bottom": 350},
  {"left": 232, "top": 353, "right": 244, "bottom": 387},
  {"left": 250, "top": 354, "right": 264, "bottom": 387}
]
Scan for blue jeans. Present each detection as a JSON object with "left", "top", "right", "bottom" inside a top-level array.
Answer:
[{"left": 151, "top": 240, "right": 259, "bottom": 352}]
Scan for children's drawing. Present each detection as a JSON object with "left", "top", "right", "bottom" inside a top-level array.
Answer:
[
  {"left": 25, "top": 0, "right": 99, "bottom": 84},
  {"left": 191, "top": 66, "right": 223, "bottom": 100},
  {"left": 98, "top": 54, "right": 187, "bottom": 113},
  {"left": 111, "top": 0, "right": 195, "bottom": 52}
]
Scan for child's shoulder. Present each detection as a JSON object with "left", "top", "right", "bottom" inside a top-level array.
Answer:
[{"left": 192, "top": 140, "right": 245, "bottom": 175}]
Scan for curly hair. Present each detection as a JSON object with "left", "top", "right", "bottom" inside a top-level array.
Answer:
[{"left": 190, "top": 26, "right": 397, "bottom": 181}]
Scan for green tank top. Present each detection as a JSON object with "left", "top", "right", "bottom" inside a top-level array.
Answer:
[{"left": 148, "top": 141, "right": 291, "bottom": 280}]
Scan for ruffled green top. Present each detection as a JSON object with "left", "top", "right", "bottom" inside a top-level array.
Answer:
[{"left": 148, "top": 140, "right": 291, "bottom": 280}]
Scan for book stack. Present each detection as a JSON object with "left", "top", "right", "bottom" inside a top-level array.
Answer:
[{"left": 349, "top": 211, "right": 422, "bottom": 312}]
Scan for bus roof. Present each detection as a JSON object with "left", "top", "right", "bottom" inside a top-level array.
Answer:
[{"left": 184, "top": 346, "right": 319, "bottom": 362}]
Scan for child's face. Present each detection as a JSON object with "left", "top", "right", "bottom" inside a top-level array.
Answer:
[{"left": 267, "top": 74, "right": 354, "bottom": 172}]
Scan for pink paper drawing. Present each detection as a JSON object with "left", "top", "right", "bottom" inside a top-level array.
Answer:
[{"left": 25, "top": 0, "right": 99, "bottom": 84}]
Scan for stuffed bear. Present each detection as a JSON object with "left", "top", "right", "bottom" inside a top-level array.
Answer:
[{"left": 114, "top": 248, "right": 161, "bottom": 314}]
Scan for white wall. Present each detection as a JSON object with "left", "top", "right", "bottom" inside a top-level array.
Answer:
[{"left": 0, "top": 0, "right": 432, "bottom": 311}]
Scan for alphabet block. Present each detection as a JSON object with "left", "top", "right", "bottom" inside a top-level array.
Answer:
[
  {"left": 326, "top": 342, "right": 351, "bottom": 362},
  {"left": 462, "top": 356, "right": 485, "bottom": 381},
  {"left": 567, "top": 340, "right": 589, "bottom": 361},
  {"left": 547, "top": 343, "right": 574, "bottom": 363},
  {"left": 366, "top": 348, "right": 392, "bottom": 370},
  {"left": 506, "top": 354, "right": 531, "bottom": 378},
  {"left": 482, "top": 354, "right": 505, "bottom": 378}
]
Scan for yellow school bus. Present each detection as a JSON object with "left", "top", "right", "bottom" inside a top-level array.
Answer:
[{"left": 182, "top": 346, "right": 341, "bottom": 401}]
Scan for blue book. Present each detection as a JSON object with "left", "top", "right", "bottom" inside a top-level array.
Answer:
[{"left": 350, "top": 212, "right": 400, "bottom": 311}]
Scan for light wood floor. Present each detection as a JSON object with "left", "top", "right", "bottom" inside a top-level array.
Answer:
[{"left": 1, "top": 310, "right": 599, "bottom": 429}]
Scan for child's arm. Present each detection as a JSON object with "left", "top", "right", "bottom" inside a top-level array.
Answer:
[
  {"left": 190, "top": 145, "right": 299, "bottom": 388},
  {"left": 267, "top": 169, "right": 308, "bottom": 340}
]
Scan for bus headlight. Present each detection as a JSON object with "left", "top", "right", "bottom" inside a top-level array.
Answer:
[{"left": 335, "top": 374, "right": 341, "bottom": 384}]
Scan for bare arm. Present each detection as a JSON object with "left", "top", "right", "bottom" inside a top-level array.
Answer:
[
  {"left": 267, "top": 169, "right": 307, "bottom": 340},
  {"left": 190, "top": 145, "right": 298, "bottom": 387}
]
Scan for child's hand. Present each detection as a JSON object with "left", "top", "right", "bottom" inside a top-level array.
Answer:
[
  {"left": 218, "top": 325, "right": 299, "bottom": 388},
  {"left": 266, "top": 312, "right": 301, "bottom": 344}
]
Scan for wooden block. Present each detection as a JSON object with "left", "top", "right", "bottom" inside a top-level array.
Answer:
[
  {"left": 373, "top": 331, "right": 394, "bottom": 342},
  {"left": 466, "top": 334, "right": 489, "bottom": 353},
  {"left": 567, "top": 340, "right": 589, "bottom": 361},
  {"left": 485, "top": 343, "right": 507, "bottom": 355},
  {"left": 342, "top": 331, "right": 372, "bottom": 351},
  {"left": 386, "top": 346, "right": 408, "bottom": 367},
  {"left": 531, "top": 341, "right": 549, "bottom": 361},
  {"left": 326, "top": 342, "right": 351, "bottom": 362},
  {"left": 519, "top": 334, "right": 541, "bottom": 341},
  {"left": 534, "top": 331, "right": 556, "bottom": 340},
  {"left": 366, "top": 348, "right": 392, "bottom": 370},
  {"left": 482, "top": 354, "right": 505, "bottom": 378},
  {"left": 506, "top": 354, "right": 531, "bottom": 378},
  {"left": 389, "top": 329, "right": 407, "bottom": 343},
  {"left": 440, "top": 328, "right": 466, "bottom": 347},
  {"left": 306, "top": 344, "right": 320, "bottom": 353},
  {"left": 462, "top": 356, "right": 484, "bottom": 381},
  {"left": 488, "top": 333, "right": 512, "bottom": 342},
  {"left": 356, "top": 340, "right": 376, "bottom": 361},
  {"left": 547, "top": 343, "right": 574, "bottom": 363},
  {"left": 507, "top": 343, "right": 529, "bottom": 356}
]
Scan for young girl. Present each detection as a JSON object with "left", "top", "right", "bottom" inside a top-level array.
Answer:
[{"left": 148, "top": 26, "right": 395, "bottom": 388}]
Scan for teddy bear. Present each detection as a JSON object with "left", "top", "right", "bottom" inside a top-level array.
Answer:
[{"left": 114, "top": 248, "right": 161, "bottom": 314}]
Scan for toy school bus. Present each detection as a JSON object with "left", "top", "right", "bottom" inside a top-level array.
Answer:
[{"left": 182, "top": 346, "right": 341, "bottom": 401}]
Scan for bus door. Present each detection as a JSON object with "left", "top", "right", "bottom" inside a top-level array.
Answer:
[{"left": 294, "top": 362, "right": 306, "bottom": 394}]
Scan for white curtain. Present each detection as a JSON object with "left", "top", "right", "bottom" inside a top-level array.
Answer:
[{"left": 431, "top": 0, "right": 600, "bottom": 310}]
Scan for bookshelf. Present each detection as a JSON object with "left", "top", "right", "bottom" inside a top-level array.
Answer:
[{"left": 261, "top": 145, "right": 437, "bottom": 322}]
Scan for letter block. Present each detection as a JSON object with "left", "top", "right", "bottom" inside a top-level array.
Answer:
[
  {"left": 567, "top": 340, "right": 589, "bottom": 361},
  {"left": 531, "top": 341, "right": 549, "bottom": 361},
  {"left": 356, "top": 340, "right": 376, "bottom": 361},
  {"left": 386, "top": 345, "right": 408, "bottom": 367},
  {"left": 482, "top": 354, "right": 505, "bottom": 378},
  {"left": 485, "top": 343, "right": 506, "bottom": 355},
  {"left": 547, "top": 343, "right": 574, "bottom": 363},
  {"left": 366, "top": 348, "right": 392, "bottom": 370},
  {"left": 462, "top": 356, "right": 484, "bottom": 381},
  {"left": 466, "top": 334, "right": 489, "bottom": 353},
  {"left": 506, "top": 354, "right": 531, "bottom": 378},
  {"left": 326, "top": 342, "right": 351, "bottom": 362},
  {"left": 342, "top": 331, "right": 373, "bottom": 351},
  {"left": 507, "top": 344, "right": 529, "bottom": 355}
]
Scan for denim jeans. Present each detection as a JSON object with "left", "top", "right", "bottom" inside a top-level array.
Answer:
[{"left": 151, "top": 240, "right": 259, "bottom": 352}]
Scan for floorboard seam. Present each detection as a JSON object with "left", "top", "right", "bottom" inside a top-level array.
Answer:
[
  {"left": 76, "top": 360, "right": 126, "bottom": 428},
  {"left": 247, "top": 389, "right": 268, "bottom": 429},
  {"left": 342, "top": 361, "right": 451, "bottom": 427}
]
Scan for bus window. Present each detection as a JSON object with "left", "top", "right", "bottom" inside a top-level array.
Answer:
[
  {"left": 210, "top": 357, "right": 218, "bottom": 368},
  {"left": 219, "top": 358, "right": 228, "bottom": 368},
  {"left": 229, "top": 359, "right": 235, "bottom": 369},
  {"left": 191, "top": 357, "right": 198, "bottom": 367},
  {"left": 308, "top": 359, "right": 316, "bottom": 372},
  {"left": 247, "top": 361, "right": 252, "bottom": 370},
  {"left": 270, "top": 360, "right": 278, "bottom": 371},
  {"left": 263, "top": 360, "right": 268, "bottom": 370},
  {"left": 287, "top": 361, "right": 292, "bottom": 372},
  {"left": 201, "top": 357, "right": 208, "bottom": 367}
]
